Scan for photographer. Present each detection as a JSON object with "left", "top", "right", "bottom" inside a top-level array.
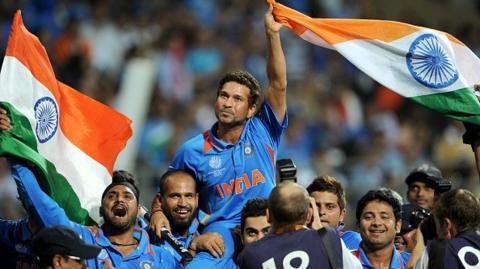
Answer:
[
  {"left": 405, "top": 164, "right": 451, "bottom": 211},
  {"left": 408, "top": 188, "right": 480, "bottom": 269},
  {"left": 396, "top": 165, "right": 452, "bottom": 252}
]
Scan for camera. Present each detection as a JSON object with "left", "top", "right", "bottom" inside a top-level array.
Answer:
[
  {"left": 276, "top": 159, "right": 297, "bottom": 183},
  {"left": 400, "top": 204, "right": 431, "bottom": 235},
  {"left": 428, "top": 178, "right": 452, "bottom": 193}
]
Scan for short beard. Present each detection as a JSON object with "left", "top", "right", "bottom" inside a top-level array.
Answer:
[
  {"left": 163, "top": 209, "right": 196, "bottom": 233},
  {"left": 104, "top": 214, "right": 137, "bottom": 235}
]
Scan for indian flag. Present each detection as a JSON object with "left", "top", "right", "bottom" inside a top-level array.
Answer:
[
  {"left": 269, "top": 0, "right": 480, "bottom": 124},
  {"left": 0, "top": 11, "right": 132, "bottom": 225}
]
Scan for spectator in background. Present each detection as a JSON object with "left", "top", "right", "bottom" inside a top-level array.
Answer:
[
  {"left": 354, "top": 188, "right": 410, "bottom": 268},
  {"left": 240, "top": 198, "right": 270, "bottom": 245},
  {"left": 32, "top": 225, "right": 101, "bottom": 269},
  {"left": 306, "top": 175, "right": 361, "bottom": 250},
  {"left": 405, "top": 164, "right": 451, "bottom": 211}
]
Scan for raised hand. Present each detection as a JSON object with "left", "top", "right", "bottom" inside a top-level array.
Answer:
[{"left": 0, "top": 108, "right": 12, "bottom": 131}]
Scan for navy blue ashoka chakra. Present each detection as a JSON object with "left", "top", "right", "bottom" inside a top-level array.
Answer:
[
  {"left": 406, "top": 33, "right": 458, "bottom": 89},
  {"left": 34, "top": 97, "right": 59, "bottom": 143}
]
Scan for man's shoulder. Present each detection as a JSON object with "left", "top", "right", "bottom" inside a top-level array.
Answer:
[{"left": 447, "top": 230, "right": 480, "bottom": 250}]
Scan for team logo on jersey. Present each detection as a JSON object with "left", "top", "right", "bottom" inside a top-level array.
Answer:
[
  {"left": 244, "top": 143, "right": 254, "bottom": 156},
  {"left": 209, "top": 156, "right": 222, "bottom": 169},
  {"left": 97, "top": 249, "right": 109, "bottom": 260},
  {"left": 140, "top": 260, "right": 153, "bottom": 269}
]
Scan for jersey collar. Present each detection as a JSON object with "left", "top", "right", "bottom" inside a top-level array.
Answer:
[{"left": 208, "top": 119, "right": 251, "bottom": 151}]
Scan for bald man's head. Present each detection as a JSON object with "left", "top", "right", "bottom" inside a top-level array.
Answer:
[{"left": 268, "top": 182, "right": 310, "bottom": 226}]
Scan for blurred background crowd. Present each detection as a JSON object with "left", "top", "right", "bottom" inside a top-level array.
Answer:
[{"left": 0, "top": 0, "right": 479, "bottom": 229}]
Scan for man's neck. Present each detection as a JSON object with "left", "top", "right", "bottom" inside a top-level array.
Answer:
[
  {"left": 103, "top": 224, "right": 138, "bottom": 256},
  {"left": 362, "top": 243, "right": 394, "bottom": 269},
  {"left": 273, "top": 224, "right": 306, "bottom": 235},
  {"left": 172, "top": 227, "right": 189, "bottom": 238},
  {"left": 216, "top": 122, "right": 246, "bottom": 144}
]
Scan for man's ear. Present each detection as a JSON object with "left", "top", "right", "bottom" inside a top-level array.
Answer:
[
  {"left": 395, "top": 219, "right": 402, "bottom": 234},
  {"left": 338, "top": 208, "right": 346, "bottom": 223},
  {"left": 247, "top": 104, "right": 257, "bottom": 119},
  {"left": 266, "top": 209, "right": 273, "bottom": 223},
  {"left": 306, "top": 206, "right": 313, "bottom": 225},
  {"left": 99, "top": 207, "right": 104, "bottom": 218},
  {"left": 445, "top": 217, "right": 455, "bottom": 239},
  {"left": 52, "top": 254, "right": 63, "bottom": 267}
]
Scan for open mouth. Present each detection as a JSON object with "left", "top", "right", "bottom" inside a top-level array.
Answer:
[
  {"left": 112, "top": 205, "right": 127, "bottom": 217},
  {"left": 173, "top": 208, "right": 190, "bottom": 218},
  {"left": 369, "top": 230, "right": 385, "bottom": 235}
]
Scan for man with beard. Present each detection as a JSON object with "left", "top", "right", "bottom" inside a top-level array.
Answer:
[
  {"left": 353, "top": 188, "right": 410, "bottom": 269},
  {"left": 9, "top": 162, "right": 179, "bottom": 268},
  {"left": 150, "top": 5, "right": 288, "bottom": 268},
  {"left": 151, "top": 170, "right": 225, "bottom": 261}
]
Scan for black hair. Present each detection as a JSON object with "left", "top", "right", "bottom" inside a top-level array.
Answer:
[
  {"left": 217, "top": 70, "right": 262, "bottom": 109},
  {"left": 356, "top": 188, "right": 402, "bottom": 223},
  {"left": 101, "top": 170, "right": 140, "bottom": 202},
  {"left": 241, "top": 198, "right": 268, "bottom": 233},
  {"left": 158, "top": 169, "right": 196, "bottom": 195},
  {"left": 306, "top": 175, "right": 346, "bottom": 210}
]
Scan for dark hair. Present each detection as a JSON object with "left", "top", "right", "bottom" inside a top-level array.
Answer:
[
  {"left": 158, "top": 170, "right": 196, "bottom": 195},
  {"left": 434, "top": 188, "right": 480, "bottom": 233},
  {"left": 356, "top": 188, "right": 402, "bottom": 223},
  {"left": 101, "top": 170, "right": 140, "bottom": 202},
  {"left": 306, "top": 175, "right": 346, "bottom": 210},
  {"left": 241, "top": 198, "right": 268, "bottom": 233},
  {"left": 217, "top": 70, "right": 262, "bottom": 109},
  {"left": 268, "top": 182, "right": 310, "bottom": 226}
]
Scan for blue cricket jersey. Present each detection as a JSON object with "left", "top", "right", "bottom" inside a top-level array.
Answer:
[
  {"left": 150, "top": 210, "right": 208, "bottom": 263},
  {"left": 170, "top": 102, "right": 287, "bottom": 228},
  {"left": 353, "top": 243, "right": 410, "bottom": 269},
  {"left": 0, "top": 218, "right": 39, "bottom": 268},
  {"left": 340, "top": 230, "right": 362, "bottom": 251},
  {"left": 10, "top": 163, "right": 180, "bottom": 269}
]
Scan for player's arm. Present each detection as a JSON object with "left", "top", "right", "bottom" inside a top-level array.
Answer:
[
  {"left": 10, "top": 162, "right": 72, "bottom": 228},
  {"left": 188, "top": 232, "right": 225, "bottom": 258},
  {"left": 462, "top": 84, "right": 480, "bottom": 183},
  {"left": 264, "top": 4, "right": 287, "bottom": 122},
  {"left": 149, "top": 193, "right": 171, "bottom": 238}
]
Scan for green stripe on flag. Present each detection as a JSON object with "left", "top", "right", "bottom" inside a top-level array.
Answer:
[
  {"left": 411, "top": 87, "right": 480, "bottom": 125},
  {"left": 0, "top": 102, "right": 95, "bottom": 225}
]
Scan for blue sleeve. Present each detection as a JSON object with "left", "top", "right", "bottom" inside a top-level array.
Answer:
[
  {"left": 184, "top": 223, "right": 237, "bottom": 269},
  {"left": 0, "top": 218, "right": 31, "bottom": 248},
  {"left": 10, "top": 163, "right": 75, "bottom": 228},
  {"left": 156, "top": 245, "right": 183, "bottom": 269},
  {"left": 169, "top": 142, "right": 198, "bottom": 180},
  {"left": 10, "top": 163, "right": 97, "bottom": 245},
  {"left": 256, "top": 102, "right": 288, "bottom": 148}
]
